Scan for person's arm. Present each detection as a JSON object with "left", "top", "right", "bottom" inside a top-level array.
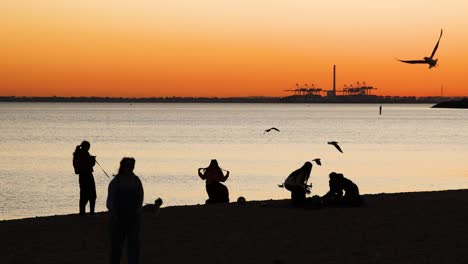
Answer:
[
  {"left": 90, "top": 155, "right": 96, "bottom": 167},
  {"left": 137, "top": 177, "right": 144, "bottom": 212},
  {"left": 323, "top": 180, "right": 337, "bottom": 199},
  {"left": 330, "top": 181, "right": 343, "bottom": 197},
  {"left": 198, "top": 168, "right": 206, "bottom": 180},
  {"left": 220, "top": 170, "right": 229, "bottom": 182},
  {"left": 85, "top": 153, "right": 95, "bottom": 169},
  {"left": 106, "top": 180, "right": 117, "bottom": 216},
  {"left": 303, "top": 166, "right": 312, "bottom": 185},
  {"left": 295, "top": 171, "right": 308, "bottom": 191}
]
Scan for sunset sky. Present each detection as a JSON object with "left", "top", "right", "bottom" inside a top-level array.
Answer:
[{"left": 2, "top": 0, "right": 468, "bottom": 97}]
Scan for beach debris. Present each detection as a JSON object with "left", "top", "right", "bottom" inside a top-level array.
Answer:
[
  {"left": 155, "top": 197, "right": 163, "bottom": 207},
  {"left": 328, "top": 141, "right": 343, "bottom": 153},
  {"left": 152, "top": 197, "right": 163, "bottom": 215},
  {"left": 264, "top": 127, "right": 280, "bottom": 134},
  {"left": 397, "top": 29, "right": 443, "bottom": 69},
  {"left": 237, "top": 196, "right": 246, "bottom": 204}
]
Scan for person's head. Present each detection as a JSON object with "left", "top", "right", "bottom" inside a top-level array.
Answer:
[
  {"left": 80, "top": 140, "right": 90, "bottom": 152},
  {"left": 302, "top": 161, "right": 312, "bottom": 173},
  {"left": 329, "top": 172, "right": 344, "bottom": 180},
  {"left": 117, "top": 157, "right": 136, "bottom": 176},
  {"left": 208, "top": 159, "right": 219, "bottom": 168}
]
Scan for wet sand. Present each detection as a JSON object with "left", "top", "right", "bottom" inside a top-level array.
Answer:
[{"left": 1, "top": 189, "right": 468, "bottom": 264}]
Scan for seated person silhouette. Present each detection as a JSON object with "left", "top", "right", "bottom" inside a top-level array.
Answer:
[
  {"left": 284, "top": 162, "right": 313, "bottom": 206},
  {"left": 322, "top": 172, "right": 362, "bottom": 206},
  {"left": 198, "top": 159, "right": 230, "bottom": 204}
]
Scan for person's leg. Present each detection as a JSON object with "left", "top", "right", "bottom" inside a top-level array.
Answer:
[
  {"left": 206, "top": 184, "right": 215, "bottom": 203},
  {"left": 291, "top": 189, "right": 306, "bottom": 206},
  {"left": 210, "top": 183, "right": 223, "bottom": 203},
  {"left": 344, "top": 193, "right": 362, "bottom": 207},
  {"left": 109, "top": 220, "right": 125, "bottom": 264},
  {"left": 219, "top": 183, "right": 229, "bottom": 203},
  {"left": 89, "top": 175, "right": 97, "bottom": 214},
  {"left": 127, "top": 218, "right": 141, "bottom": 264},
  {"left": 79, "top": 198, "right": 87, "bottom": 215},
  {"left": 89, "top": 199, "right": 95, "bottom": 214},
  {"left": 79, "top": 176, "right": 87, "bottom": 215}
]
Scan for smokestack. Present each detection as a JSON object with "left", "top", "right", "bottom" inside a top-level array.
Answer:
[{"left": 333, "top": 65, "right": 336, "bottom": 96}]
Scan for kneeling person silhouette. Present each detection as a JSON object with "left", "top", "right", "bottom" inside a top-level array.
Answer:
[
  {"left": 322, "top": 172, "right": 362, "bottom": 206},
  {"left": 198, "top": 159, "right": 230, "bottom": 204}
]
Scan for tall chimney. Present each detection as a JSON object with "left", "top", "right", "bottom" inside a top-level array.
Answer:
[{"left": 333, "top": 65, "right": 336, "bottom": 96}]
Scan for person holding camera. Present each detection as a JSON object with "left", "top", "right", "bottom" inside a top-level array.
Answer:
[
  {"left": 73, "top": 140, "right": 97, "bottom": 215},
  {"left": 283, "top": 161, "right": 313, "bottom": 206}
]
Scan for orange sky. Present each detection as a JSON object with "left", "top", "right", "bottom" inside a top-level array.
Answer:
[{"left": 1, "top": 0, "right": 468, "bottom": 97}]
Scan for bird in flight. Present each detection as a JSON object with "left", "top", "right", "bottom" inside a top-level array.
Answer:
[
  {"left": 397, "top": 29, "right": 443, "bottom": 69},
  {"left": 264, "top": 127, "right": 280, "bottom": 134},
  {"left": 328, "top": 141, "right": 343, "bottom": 153},
  {"left": 311, "top": 158, "right": 322, "bottom": 166}
]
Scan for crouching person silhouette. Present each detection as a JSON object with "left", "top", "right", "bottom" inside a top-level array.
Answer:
[
  {"left": 322, "top": 172, "right": 362, "bottom": 207},
  {"left": 107, "top": 157, "right": 144, "bottom": 264},
  {"left": 198, "top": 159, "right": 230, "bottom": 204},
  {"left": 284, "top": 162, "right": 313, "bottom": 206}
]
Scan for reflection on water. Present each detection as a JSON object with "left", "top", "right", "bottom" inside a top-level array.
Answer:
[{"left": 1, "top": 103, "right": 467, "bottom": 219}]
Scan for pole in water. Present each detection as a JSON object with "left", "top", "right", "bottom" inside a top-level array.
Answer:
[
  {"left": 95, "top": 160, "right": 110, "bottom": 178},
  {"left": 379, "top": 104, "right": 382, "bottom": 115}
]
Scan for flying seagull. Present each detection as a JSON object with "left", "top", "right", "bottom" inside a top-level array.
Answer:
[
  {"left": 264, "top": 127, "right": 280, "bottom": 134},
  {"left": 311, "top": 158, "right": 322, "bottom": 166},
  {"left": 328, "top": 141, "right": 343, "bottom": 153},
  {"left": 397, "top": 29, "right": 443, "bottom": 69}
]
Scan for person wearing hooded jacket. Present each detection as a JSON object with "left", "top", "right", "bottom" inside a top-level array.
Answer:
[{"left": 107, "top": 157, "right": 144, "bottom": 264}]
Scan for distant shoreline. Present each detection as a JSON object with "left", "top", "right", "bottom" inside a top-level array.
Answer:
[
  {"left": 432, "top": 98, "right": 468, "bottom": 108},
  {"left": 0, "top": 95, "right": 463, "bottom": 104}
]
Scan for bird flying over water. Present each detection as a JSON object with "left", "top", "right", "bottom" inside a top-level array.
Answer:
[
  {"left": 311, "top": 158, "right": 322, "bottom": 166},
  {"left": 328, "top": 141, "right": 343, "bottom": 153},
  {"left": 397, "top": 29, "right": 443, "bottom": 69},
  {"left": 264, "top": 127, "right": 280, "bottom": 134}
]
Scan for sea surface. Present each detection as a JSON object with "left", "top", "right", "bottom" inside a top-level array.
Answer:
[{"left": 1, "top": 103, "right": 467, "bottom": 220}]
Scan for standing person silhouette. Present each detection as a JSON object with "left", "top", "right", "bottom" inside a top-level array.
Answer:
[
  {"left": 107, "top": 157, "right": 144, "bottom": 264},
  {"left": 73, "top": 140, "right": 97, "bottom": 215},
  {"left": 198, "top": 159, "right": 230, "bottom": 204}
]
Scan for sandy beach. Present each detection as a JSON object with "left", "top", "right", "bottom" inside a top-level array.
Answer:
[{"left": 1, "top": 189, "right": 468, "bottom": 264}]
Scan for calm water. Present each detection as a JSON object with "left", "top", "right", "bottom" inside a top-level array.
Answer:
[{"left": 1, "top": 103, "right": 467, "bottom": 220}]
